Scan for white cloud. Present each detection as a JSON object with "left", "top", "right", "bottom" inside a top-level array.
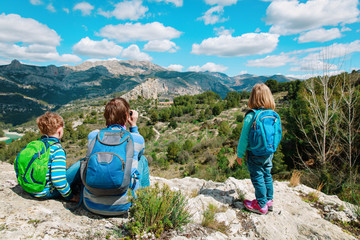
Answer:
[
  {"left": 287, "top": 70, "right": 346, "bottom": 80},
  {"left": 152, "top": 0, "right": 183, "bottom": 7},
  {"left": 167, "top": 64, "right": 184, "bottom": 71},
  {"left": 289, "top": 60, "right": 338, "bottom": 72},
  {"left": 298, "top": 28, "right": 342, "bottom": 43},
  {"left": 341, "top": 26, "right": 352, "bottom": 32},
  {"left": 247, "top": 54, "right": 294, "bottom": 67},
  {"left": 187, "top": 62, "right": 228, "bottom": 73},
  {"left": 192, "top": 33, "right": 279, "bottom": 57},
  {"left": 98, "top": 22, "right": 181, "bottom": 43},
  {"left": 63, "top": 8, "right": 70, "bottom": 14},
  {"left": 204, "top": 0, "right": 238, "bottom": 6},
  {"left": 214, "top": 26, "right": 234, "bottom": 36},
  {"left": 73, "top": 2, "right": 94, "bottom": 16},
  {"left": 304, "top": 40, "right": 360, "bottom": 61},
  {"left": 144, "top": 40, "right": 179, "bottom": 53},
  {"left": 266, "top": 0, "right": 359, "bottom": 35},
  {"left": 0, "top": 58, "right": 11, "bottom": 65},
  {"left": 255, "top": 28, "right": 261, "bottom": 33},
  {"left": 239, "top": 70, "right": 248, "bottom": 75},
  {"left": 121, "top": 44, "right": 152, "bottom": 61},
  {"left": 0, "top": 13, "right": 60, "bottom": 46},
  {"left": 198, "top": 6, "right": 227, "bottom": 25},
  {"left": 30, "top": 0, "right": 42, "bottom": 5},
  {"left": 73, "top": 37, "right": 123, "bottom": 58},
  {"left": 98, "top": 0, "right": 148, "bottom": 21},
  {"left": 0, "top": 14, "right": 81, "bottom": 63},
  {"left": 0, "top": 42, "right": 81, "bottom": 63},
  {"left": 47, "top": 3, "right": 56, "bottom": 12}
]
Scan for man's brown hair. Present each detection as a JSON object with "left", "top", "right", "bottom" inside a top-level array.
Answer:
[
  {"left": 36, "top": 112, "right": 64, "bottom": 135},
  {"left": 104, "top": 97, "right": 130, "bottom": 126}
]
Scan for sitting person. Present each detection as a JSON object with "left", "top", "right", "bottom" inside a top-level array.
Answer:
[
  {"left": 30, "top": 112, "right": 80, "bottom": 202},
  {"left": 81, "top": 97, "right": 148, "bottom": 216}
]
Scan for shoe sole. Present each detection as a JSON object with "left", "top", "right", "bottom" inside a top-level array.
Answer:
[
  {"left": 268, "top": 206, "right": 273, "bottom": 211},
  {"left": 244, "top": 204, "right": 268, "bottom": 215}
]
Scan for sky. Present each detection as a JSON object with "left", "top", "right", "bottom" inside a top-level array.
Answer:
[{"left": 0, "top": 0, "right": 359, "bottom": 78}]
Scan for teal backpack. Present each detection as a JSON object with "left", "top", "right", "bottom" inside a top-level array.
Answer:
[
  {"left": 14, "top": 139, "right": 54, "bottom": 193},
  {"left": 248, "top": 109, "right": 282, "bottom": 156}
]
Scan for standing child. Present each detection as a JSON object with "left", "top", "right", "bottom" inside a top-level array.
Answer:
[{"left": 236, "top": 83, "right": 281, "bottom": 215}]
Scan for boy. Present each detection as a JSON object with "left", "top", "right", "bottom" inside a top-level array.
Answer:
[{"left": 32, "top": 112, "right": 79, "bottom": 202}]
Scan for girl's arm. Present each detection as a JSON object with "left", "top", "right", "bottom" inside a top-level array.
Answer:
[{"left": 237, "top": 112, "right": 254, "bottom": 159}]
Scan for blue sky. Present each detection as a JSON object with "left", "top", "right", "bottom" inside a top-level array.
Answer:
[{"left": 0, "top": 0, "right": 359, "bottom": 78}]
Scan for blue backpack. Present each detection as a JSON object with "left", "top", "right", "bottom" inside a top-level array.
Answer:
[
  {"left": 248, "top": 109, "right": 282, "bottom": 156},
  {"left": 80, "top": 127, "right": 135, "bottom": 197}
]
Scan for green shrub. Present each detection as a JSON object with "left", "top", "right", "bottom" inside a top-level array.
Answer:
[
  {"left": 127, "top": 184, "right": 191, "bottom": 238},
  {"left": 169, "top": 120, "right": 178, "bottom": 129},
  {"left": 236, "top": 115, "right": 244, "bottom": 123},
  {"left": 177, "top": 150, "right": 190, "bottom": 164},
  {"left": 218, "top": 121, "right": 230, "bottom": 137},
  {"left": 167, "top": 142, "right": 181, "bottom": 162},
  {"left": 230, "top": 123, "right": 242, "bottom": 140},
  {"left": 201, "top": 204, "right": 228, "bottom": 234},
  {"left": 182, "top": 139, "right": 194, "bottom": 151}
]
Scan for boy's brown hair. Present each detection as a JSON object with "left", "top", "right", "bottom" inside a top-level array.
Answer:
[
  {"left": 104, "top": 97, "right": 130, "bottom": 126},
  {"left": 36, "top": 112, "right": 64, "bottom": 135},
  {"left": 248, "top": 83, "right": 275, "bottom": 110}
]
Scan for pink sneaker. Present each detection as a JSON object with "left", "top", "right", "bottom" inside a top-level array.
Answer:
[
  {"left": 267, "top": 200, "right": 273, "bottom": 211},
  {"left": 244, "top": 199, "right": 268, "bottom": 215}
]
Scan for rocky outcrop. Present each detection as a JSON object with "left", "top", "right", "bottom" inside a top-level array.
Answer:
[
  {"left": 122, "top": 78, "right": 168, "bottom": 100},
  {"left": 0, "top": 162, "right": 358, "bottom": 240},
  {"left": 121, "top": 78, "right": 204, "bottom": 100}
]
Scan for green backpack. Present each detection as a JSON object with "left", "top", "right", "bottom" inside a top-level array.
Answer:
[{"left": 14, "top": 139, "right": 55, "bottom": 193}]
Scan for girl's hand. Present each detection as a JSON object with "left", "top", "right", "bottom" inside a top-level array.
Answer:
[
  {"left": 236, "top": 157, "right": 242, "bottom": 166},
  {"left": 128, "top": 110, "right": 138, "bottom": 127}
]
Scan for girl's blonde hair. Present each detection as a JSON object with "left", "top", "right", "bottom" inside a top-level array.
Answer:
[{"left": 248, "top": 83, "right": 275, "bottom": 110}]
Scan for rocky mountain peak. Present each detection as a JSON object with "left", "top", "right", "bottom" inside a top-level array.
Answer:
[
  {"left": 66, "top": 59, "right": 166, "bottom": 76},
  {"left": 7, "top": 59, "right": 22, "bottom": 70}
]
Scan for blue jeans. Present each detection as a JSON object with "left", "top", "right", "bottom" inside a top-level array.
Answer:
[
  {"left": 247, "top": 152, "right": 273, "bottom": 208},
  {"left": 44, "top": 160, "right": 81, "bottom": 199}
]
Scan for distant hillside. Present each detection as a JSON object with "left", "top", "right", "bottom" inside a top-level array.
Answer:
[
  {"left": 0, "top": 60, "right": 294, "bottom": 125},
  {"left": 231, "top": 74, "right": 296, "bottom": 91}
]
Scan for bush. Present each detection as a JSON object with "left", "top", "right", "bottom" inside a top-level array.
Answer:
[
  {"left": 218, "top": 121, "right": 230, "bottom": 137},
  {"left": 127, "top": 184, "right": 192, "bottom": 238},
  {"left": 182, "top": 139, "right": 194, "bottom": 151},
  {"left": 230, "top": 123, "right": 242, "bottom": 140},
  {"left": 201, "top": 204, "right": 228, "bottom": 233},
  {"left": 168, "top": 120, "right": 178, "bottom": 129},
  {"left": 178, "top": 150, "right": 190, "bottom": 164},
  {"left": 167, "top": 142, "right": 181, "bottom": 162},
  {"left": 236, "top": 115, "right": 244, "bottom": 123}
]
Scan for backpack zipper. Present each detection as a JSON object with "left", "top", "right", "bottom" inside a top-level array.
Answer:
[
  {"left": 89, "top": 152, "right": 125, "bottom": 171},
  {"left": 260, "top": 116, "right": 277, "bottom": 122}
]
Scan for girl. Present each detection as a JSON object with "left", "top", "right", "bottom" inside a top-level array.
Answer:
[{"left": 237, "top": 83, "right": 277, "bottom": 215}]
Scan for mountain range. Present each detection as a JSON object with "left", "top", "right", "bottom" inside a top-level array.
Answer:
[{"left": 0, "top": 59, "right": 295, "bottom": 125}]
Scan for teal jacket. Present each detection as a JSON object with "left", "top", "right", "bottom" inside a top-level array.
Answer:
[{"left": 237, "top": 111, "right": 255, "bottom": 159}]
